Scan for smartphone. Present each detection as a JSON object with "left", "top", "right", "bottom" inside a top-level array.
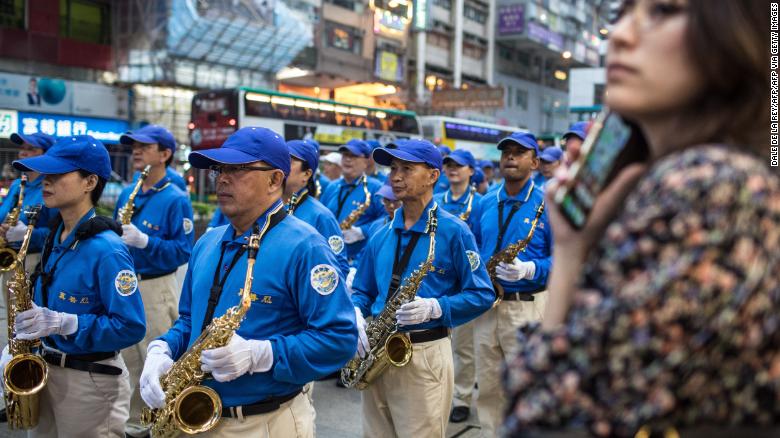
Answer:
[{"left": 553, "top": 111, "right": 648, "bottom": 229}]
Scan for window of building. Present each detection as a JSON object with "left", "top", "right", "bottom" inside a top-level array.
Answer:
[
  {"left": 326, "top": 0, "right": 357, "bottom": 11},
  {"left": 59, "top": 0, "right": 111, "bottom": 45},
  {"left": 516, "top": 88, "right": 528, "bottom": 110},
  {"left": 0, "top": 0, "right": 25, "bottom": 29},
  {"left": 433, "top": 0, "right": 451, "bottom": 10},
  {"left": 323, "top": 22, "right": 363, "bottom": 55},
  {"left": 463, "top": 44, "right": 485, "bottom": 60},
  {"left": 506, "top": 86, "right": 513, "bottom": 107},
  {"left": 464, "top": 4, "right": 487, "bottom": 24},
  {"left": 499, "top": 46, "right": 512, "bottom": 61},
  {"left": 428, "top": 32, "right": 451, "bottom": 50}
]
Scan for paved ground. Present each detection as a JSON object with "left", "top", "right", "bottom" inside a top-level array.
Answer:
[{"left": 0, "top": 378, "right": 482, "bottom": 437}]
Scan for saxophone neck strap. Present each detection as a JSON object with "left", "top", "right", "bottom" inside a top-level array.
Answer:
[
  {"left": 336, "top": 175, "right": 365, "bottom": 218},
  {"left": 493, "top": 201, "right": 521, "bottom": 255},
  {"left": 199, "top": 207, "right": 287, "bottom": 333},
  {"left": 34, "top": 215, "right": 123, "bottom": 308},
  {"left": 387, "top": 231, "right": 423, "bottom": 302}
]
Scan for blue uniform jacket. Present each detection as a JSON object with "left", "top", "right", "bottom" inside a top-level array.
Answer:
[
  {"left": 434, "top": 188, "right": 483, "bottom": 246},
  {"left": 159, "top": 200, "right": 357, "bottom": 407},
  {"left": 351, "top": 201, "right": 493, "bottom": 329},
  {"left": 133, "top": 167, "right": 188, "bottom": 192},
  {"left": 368, "top": 170, "right": 387, "bottom": 183},
  {"left": 319, "top": 175, "right": 385, "bottom": 263},
  {"left": 532, "top": 172, "right": 547, "bottom": 188},
  {"left": 0, "top": 176, "right": 57, "bottom": 253},
  {"left": 434, "top": 173, "right": 450, "bottom": 194},
  {"left": 478, "top": 180, "right": 552, "bottom": 294},
  {"left": 207, "top": 207, "right": 229, "bottom": 230},
  {"left": 114, "top": 177, "right": 194, "bottom": 276},
  {"left": 34, "top": 210, "right": 146, "bottom": 354},
  {"left": 289, "top": 189, "right": 350, "bottom": 278}
]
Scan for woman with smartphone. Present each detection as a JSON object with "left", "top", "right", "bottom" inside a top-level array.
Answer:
[{"left": 504, "top": 1, "right": 779, "bottom": 437}]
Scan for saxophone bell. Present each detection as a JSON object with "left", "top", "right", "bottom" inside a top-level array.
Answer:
[
  {"left": 0, "top": 247, "right": 18, "bottom": 272},
  {"left": 172, "top": 385, "right": 222, "bottom": 434}
]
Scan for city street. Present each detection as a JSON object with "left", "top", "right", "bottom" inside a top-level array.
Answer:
[{"left": 0, "top": 378, "right": 482, "bottom": 437}]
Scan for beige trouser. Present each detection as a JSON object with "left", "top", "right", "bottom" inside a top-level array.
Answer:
[
  {"left": 122, "top": 273, "right": 179, "bottom": 437},
  {"left": 0, "top": 253, "right": 41, "bottom": 349},
  {"left": 475, "top": 292, "right": 547, "bottom": 438},
  {"left": 197, "top": 391, "right": 315, "bottom": 438},
  {"left": 452, "top": 319, "right": 476, "bottom": 409},
  {"left": 362, "top": 336, "right": 454, "bottom": 438},
  {"left": 30, "top": 352, "right": 131, "bottom": 438}
]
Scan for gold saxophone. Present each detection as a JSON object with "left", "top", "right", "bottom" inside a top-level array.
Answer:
[
  {"left": 118, "top": 165, "right": 151, "bottom": 225},
  {"left": 458, "top": 186, "right": 477, "bottom": 222},
  {"left": 486, "top": 201, "right": 545, "bottom": 306},
  {"left": 287, "top": 189, "right": 308, "bottom": 215},
  {"left": 339, "top": 175, "right": 371, "bottom": 230},
  {"left": 141, "top": 213, "right": 269, "bottom": 438},
  {"left": 340, "top": 205, "right": 438, "bottom": 389},
  {"left": 3, "top": 206, "right": 48, "bottom": 430},
  {"left": 0, "top": 175, "right": 27, "bottom": 272}
]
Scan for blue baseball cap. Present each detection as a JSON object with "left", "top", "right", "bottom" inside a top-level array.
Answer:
[
  {"left": 563, "top": 121, "right": 588, "bottom": 141},
  {"left": 376, "top": 182, "right": 397, "bottom": 201},
  {"left": 443, "top": 149, "right": 477, "bottom": 168},
  {"left": 539, "top": 146, "right": 564, "bottom": 163},
  {"left": 338, "top": 139, "right": 371, "bottom": 158},
  {"left": 13, "top": 135, "right": 112, "bottom": 180},
  {"left": 304, "top": 138, "right": 321, "bottom": 152},
  {"left": 120, "top": 124, "right": 177, "bottom": 152},
  {"left": 497, "top": 132, "right": 540, "bottom": 155},
  {"left": 373, "top": 139, "right": 442, "bottom": 171},
  {"left": 10, "top": 132, "right": 56, "bottom": 151},
  {"left": 437, "top": 145, "right": 451, "bottom": 157},
  {"left": 366, "top": 140, "right": 382, "bottom": 151},
  {"left": 471, "top": 167, "right": 485, "bottom": 185},
  {"left": 189, "top": 126, "right": 290, "bottom": 176},
  {"left": 287, "top": 139, "right": 319, "bottom": 172},
  {"left": 480, "top": 159, "right": 495, "bottom": 169}
]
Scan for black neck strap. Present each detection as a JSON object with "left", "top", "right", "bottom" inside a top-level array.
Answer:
[
  {"left": 199, "top": 207, "right": 287, "bottom": 333},
  {"left": 336, "top": 176, "right": 363, "bottom": 218},
  {"left": 386, "top": 230, "right": 422, "bottom": 301},
  {"left": 493, "top": 201, "right": 521, "bottom": 255}
]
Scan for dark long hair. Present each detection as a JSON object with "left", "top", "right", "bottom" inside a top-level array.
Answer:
[{"left": 682, "top": 0, "right": 768, "bottom": 153}]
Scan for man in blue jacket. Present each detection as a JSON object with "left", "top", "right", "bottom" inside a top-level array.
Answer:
[
  {"left": 350, "top": 139, "right": 493, "bottom": 437},
  {"left": 139, "top": 127, "right": 357, "bottom": 437},
  {"left": 474, "top": 131, "right": 552, "bottom": 437},
  {"left": 114, "top": 124, "right": 195, "bottom": 437},
  {"left": 319, "top": 139, "right": 384, "bottom": 266},
  {"left": 0, "top": 132, "right": 56, "bottom": 349}
]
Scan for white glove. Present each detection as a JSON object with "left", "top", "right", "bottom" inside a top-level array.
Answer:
[
  {"left": 395, "top": 297, "right": 442, "bottom": 326},
  {"left": 495, "top": 258, "right": 536, "bottom": 282},
  {"left": 355, "top": 308, "right": 370, "bottom": 358},
  {"left": 14, "top": 303, "right": 78, "bottom": 340},
  {"left": 342, "top": 226, "right": 365, "bottom": 244},
  {"left": 201, "top": 333, "right": 273, "bottom": 383},
  {"left": 346, "top": 267, "right": 357, "bottom": 290},
  {"left": 140, "top": 340, "right": 174, "bottom": 409},
  {"left": 6, "top": 222, "right": 27, "bottom": 242},
  {"left": 121, "top": 223, "right": 149, "bottom": 249}
]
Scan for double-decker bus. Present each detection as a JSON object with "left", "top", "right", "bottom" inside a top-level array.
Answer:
[
  {"left": 420, "top": 116, "right": 525, "bottom": 161},
  {"left": 189, "top": 87, "right": 421, "bottom": 151}
]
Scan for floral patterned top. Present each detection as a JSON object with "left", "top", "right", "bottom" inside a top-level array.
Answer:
[{"left": 504, "top": 145, "right": 780, "bottom": 437}]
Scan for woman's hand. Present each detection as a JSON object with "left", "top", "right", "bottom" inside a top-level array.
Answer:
[{"left": 541, "top": 162, "right": 648, "bottom": 331}]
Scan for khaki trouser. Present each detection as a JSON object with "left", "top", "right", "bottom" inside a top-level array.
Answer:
[
  {"left": 197, "top": 391, "right": 315, "bottom": 438},
  {"left": 475, "top": 292, "right": 547, "bottom": 438},
  {"left": 122, "top": 273, "right": 179, "bottom": 437},
  {"left": 362, "top": 336, "right": 454, "bottom": 438},
  {"left": 452, "top": 319, "right": 476, "bottom": 409},
  {"left": 0, "top": 253, "right": 41, "bottom": 349},
  {"left": 30, "top": 351, "right": 131, "bottom": 438}
]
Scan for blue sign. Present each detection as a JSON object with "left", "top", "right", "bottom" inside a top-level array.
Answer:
[{"left": 17, "top": 112, "right": 129, "bottom": 144}]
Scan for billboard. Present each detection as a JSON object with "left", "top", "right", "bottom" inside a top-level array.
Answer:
[{"left": 498, "top": 4, "right": 525, "bottom": 36}]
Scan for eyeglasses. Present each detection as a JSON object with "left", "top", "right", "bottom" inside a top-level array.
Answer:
[
  {"left": 612, "top": 0, "right": 688, "bottom": 33},
  {"left": 208, "top": 165, "right": 276, "bottom": 179}
]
